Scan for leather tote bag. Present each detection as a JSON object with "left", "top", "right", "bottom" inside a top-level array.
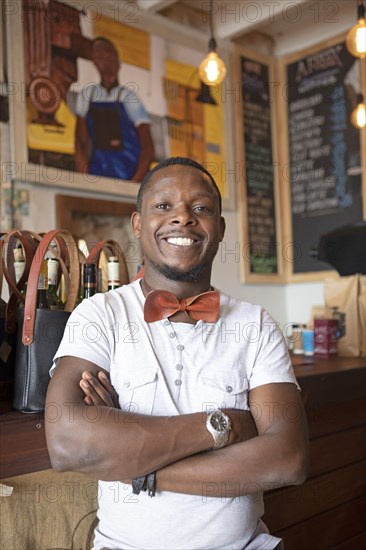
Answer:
[
  {"left": 13, "top": 230, "right": 79, "bottom": 413},
  {"left": 1, "top": 230, "right": 39, "bottom": 410}
]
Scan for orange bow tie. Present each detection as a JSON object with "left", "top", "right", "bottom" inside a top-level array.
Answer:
[{"left": 144, "top": 289, "right": 220, "bottom": 323}]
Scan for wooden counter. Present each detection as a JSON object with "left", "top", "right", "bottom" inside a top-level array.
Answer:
[
  {"left": 1, "top": 355, "right": 366, "bottom": 549},
  {"left": 264, "top": 355, "right": 366, "bottom": 550}
]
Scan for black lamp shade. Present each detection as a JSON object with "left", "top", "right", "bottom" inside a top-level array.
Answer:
[{"left": 196, "top": 82, "right": 217, "bottom": 105}]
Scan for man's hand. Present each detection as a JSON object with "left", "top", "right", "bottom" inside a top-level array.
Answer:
[{"left": 79, "top": 370, "right": 119, "bottom": 408}]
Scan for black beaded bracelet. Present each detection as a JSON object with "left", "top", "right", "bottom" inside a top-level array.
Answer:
[
  {"left": 146, "top": 472, "right": 156, "bottom": 497},
  {"left": 132, "top": 475, "right": 146, "bottom": 495},
  {"left": 132, "top": 472, "right": 156, "bottom": 497}
]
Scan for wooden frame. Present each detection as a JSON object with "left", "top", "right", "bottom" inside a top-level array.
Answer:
[
  {"left": 235, "top": 45, "right": 285, "bottom": 283},
  {"left": 55, "top": 194, "right": 140, "bottom": 279},
  {"left": 278, "top": 33, "right": 366, "bottom": 282},
  {"left": 6, "top": 0, "right": 235, "bottom": 210},
  {"left": 6, "top": 0, "right": 141, "bottom": 199}
]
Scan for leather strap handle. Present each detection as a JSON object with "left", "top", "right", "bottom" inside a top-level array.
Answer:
[
  {"left": 1, "top": 230, "right": 40, "bottom": 334},
  {"left": 87, "top": 239, "right": 130, "bottom": 286},
  {"left": 22, "top": 230, "right": 80, "bottom": 346}
]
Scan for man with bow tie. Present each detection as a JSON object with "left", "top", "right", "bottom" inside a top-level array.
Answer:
[{"left": 45, "top": 157, "right": 308, "bottom": 550}]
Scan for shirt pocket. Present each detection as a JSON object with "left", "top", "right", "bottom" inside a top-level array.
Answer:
[
  {"left": 201, "top": 372, "right": 249, "bottom": 410},
  {"left": 112, "top": 364, "right": 158, "bottom": 415}
]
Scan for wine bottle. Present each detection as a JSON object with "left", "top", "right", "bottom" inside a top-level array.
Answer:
[
  {"left": 13, "top": 250, "right": 26, "bottom": 308},
  {"left": 107, "top": 256, "right": 120, "bottom": 291},
  {"left": 37, "top": 259, "right": 50, "bottom": 309},
  {"left": 76, "top": 263, "right": 85, "bottom": 305},
  {"left": 47, "top": 258, "right": 64, "bottom": 310},
  {"left": 83, "top": 263, "right": 97, "bottom": 299}
]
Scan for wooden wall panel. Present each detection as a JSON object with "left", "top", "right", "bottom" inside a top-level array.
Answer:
[
  {"left": 308, "top": 425, "right": 366, "bottom": 477},
  {"left": 264, "top": 460, "right": 366, "bottom": 532},
  {"left": 275, "top": 495, "right": 366, "bottom": 550}
]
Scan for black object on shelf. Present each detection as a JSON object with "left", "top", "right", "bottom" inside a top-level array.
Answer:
[{"left": 316, "top": 222, "right": 366, "bottom": 275}]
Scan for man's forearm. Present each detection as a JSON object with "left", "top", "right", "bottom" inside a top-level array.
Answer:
[
  {"left": 47, "top": 402, "right": 215, "bottom": 480},
  {"left": 156, "top": 430, "right": 306, "bottom": 498}
]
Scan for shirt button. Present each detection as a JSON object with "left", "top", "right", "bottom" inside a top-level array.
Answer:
[
  {"left": 123, "top": 381, "right": 130, "bottom": 388},
  {"left": 175, "top": 379, "right": 182, "bottom": 386},
  {"left": 169, "top": 332, "right": 176, "bottom": 338},
  {"left": 177, "top": 344, "right": 184, "bottom": 351},
  {"left": 176, "top": 364, "right": 183, "bottom": 371},
  {"left": 164, "top": 320, "right": 170, "bottom": 326},
  {"left": 226, "top": 385, "right": 233, "bottom": 393}
]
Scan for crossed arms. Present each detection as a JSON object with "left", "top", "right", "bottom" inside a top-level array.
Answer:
[{"left": 45, "top": 356, "right": 309, "bottom": 497}]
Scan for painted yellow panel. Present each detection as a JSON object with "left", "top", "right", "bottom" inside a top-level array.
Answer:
[
  {"left": 27, "top": 101, "right": 76, "bottom": 155},
  {"left": 165, "top": 59, "right": 227, "bottom": 198},
  {"left": 93, "top": 16, "right": 150, "bottom": 70},
  {"left": 165, "top": 60, "right": 200, "bottom": 88}
]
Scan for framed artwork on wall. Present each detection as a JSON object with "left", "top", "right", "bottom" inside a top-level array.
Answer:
[
  {"left": 278, "top": 33, "right": 366, "bottom": 282},
  {"left": 234, "top": 45, "right": 284, "bottom": 283},
  {"left": 6, "top": 0, "right": 234, "bottom": 209},
  {"left": 55, "top": 194, "right": 140, "bottom": 281}
]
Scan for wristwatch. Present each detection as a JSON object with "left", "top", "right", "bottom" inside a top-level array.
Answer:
[{"left": 206, "top": 409, "right": 232, "bottom": 449}]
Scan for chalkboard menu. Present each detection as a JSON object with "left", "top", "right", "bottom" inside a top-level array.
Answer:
[
  {"left": 286, "top": 40, "right": 364, "bottom": 274},
  {"left": 240, "top": 55, "right": 279, "bottom": 276}
]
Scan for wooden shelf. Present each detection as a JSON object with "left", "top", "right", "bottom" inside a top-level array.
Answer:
[{"left": 0, "top": 410, "right": 51, "bottom": 479}]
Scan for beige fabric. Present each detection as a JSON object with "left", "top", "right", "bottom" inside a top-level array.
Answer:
[{"left": 0, "top": 469, "right": 98, "bottom": 550}]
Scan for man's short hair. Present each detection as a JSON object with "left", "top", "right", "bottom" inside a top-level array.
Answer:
[
  {"left": 92, "top": 36, "right": 118, "bottom": 55},
  {"left": 136, "top": 157, "right": 222, "bottom": 213}
]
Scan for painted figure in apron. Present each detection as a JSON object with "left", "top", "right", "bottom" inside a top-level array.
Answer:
[{"left": 74, "top": 37, "right": 154, "bottom": 181}]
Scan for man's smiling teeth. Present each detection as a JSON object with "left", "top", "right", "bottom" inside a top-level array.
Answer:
[{"left": 166, "top": 237, "right": 194, "bottom": 246}]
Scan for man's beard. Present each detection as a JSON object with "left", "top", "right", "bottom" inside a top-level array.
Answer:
[{"left": 148, "top": 259, "right": 210, "bottom": 282}]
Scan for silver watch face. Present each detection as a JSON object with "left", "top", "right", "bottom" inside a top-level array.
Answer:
[{"left": 210, "top": 411, "right": 229, "bottom": 432}]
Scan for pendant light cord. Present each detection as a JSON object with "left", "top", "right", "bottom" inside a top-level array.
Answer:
[
  {"left": 358, "top": 0, "right": 365, "bottom": 19},
  {"left": 208, "top": 0, "right": 217, "bottom": 51}
]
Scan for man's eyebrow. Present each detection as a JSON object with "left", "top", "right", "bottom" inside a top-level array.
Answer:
[
  {"left": 148, "top": 191, "right": 216, "bottom": 202},
  {"left": 148, "top": 191, "right": 172, "bottom": 200}
]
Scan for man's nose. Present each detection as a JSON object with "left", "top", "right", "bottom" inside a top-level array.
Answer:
[{"left": 170, "top": 205, "right": 196, "bottom": 225}]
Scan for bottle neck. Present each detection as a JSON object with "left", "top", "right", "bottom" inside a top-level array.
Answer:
[
  {"left": 83, "top": 264, "right": 97, "bottom": 298},
  {"left": 107, "top": 259, "right": 120, "bottom": 291}
]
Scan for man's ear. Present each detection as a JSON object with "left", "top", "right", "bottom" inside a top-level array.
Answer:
[
  {"left": 219, "top": 216, "right": 226, "bottom": 241},
  {"left": 131, "top": 212, "right": 141, "bottom": 239}
]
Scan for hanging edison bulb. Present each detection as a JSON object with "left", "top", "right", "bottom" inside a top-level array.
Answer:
[
  {"left": 351, "top": 94, "right": 366, "bottom": 128},
  {"left": 198, "top": 1, "right": 227, "bottom": 86},
  {"left": 346, "top": 1, "right": 366, "bottom": 58},
  {"left": 199, "top": 50, "right": 227, "bottom": 86}
]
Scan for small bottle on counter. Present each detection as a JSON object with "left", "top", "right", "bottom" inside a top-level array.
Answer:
[
  {"left": 37, "top": 259, "right": 50, "bottom": 309},
  {"left": 292, "top": 323, "right": 304, "bottom": 355},
  {"left": 47, "top": 258, "right": 64, "bottom": 310},
  {"left": 107, "top": 256, "right": 120, "bottom": 291},
  {"left": 83, "top": 263, "right": 97, "bottom": 299}
]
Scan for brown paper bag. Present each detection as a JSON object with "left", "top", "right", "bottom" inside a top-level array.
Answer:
[{"left": 324, "top": 275, "right": 360, "bottom": 357}]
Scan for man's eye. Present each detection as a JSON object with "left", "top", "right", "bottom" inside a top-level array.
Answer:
[
  {"left": 156, "top": 203, "right": 169, "bottom": 209},
  {"left": 194, "top": 205, "right": 211, "bottom": 213}
]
